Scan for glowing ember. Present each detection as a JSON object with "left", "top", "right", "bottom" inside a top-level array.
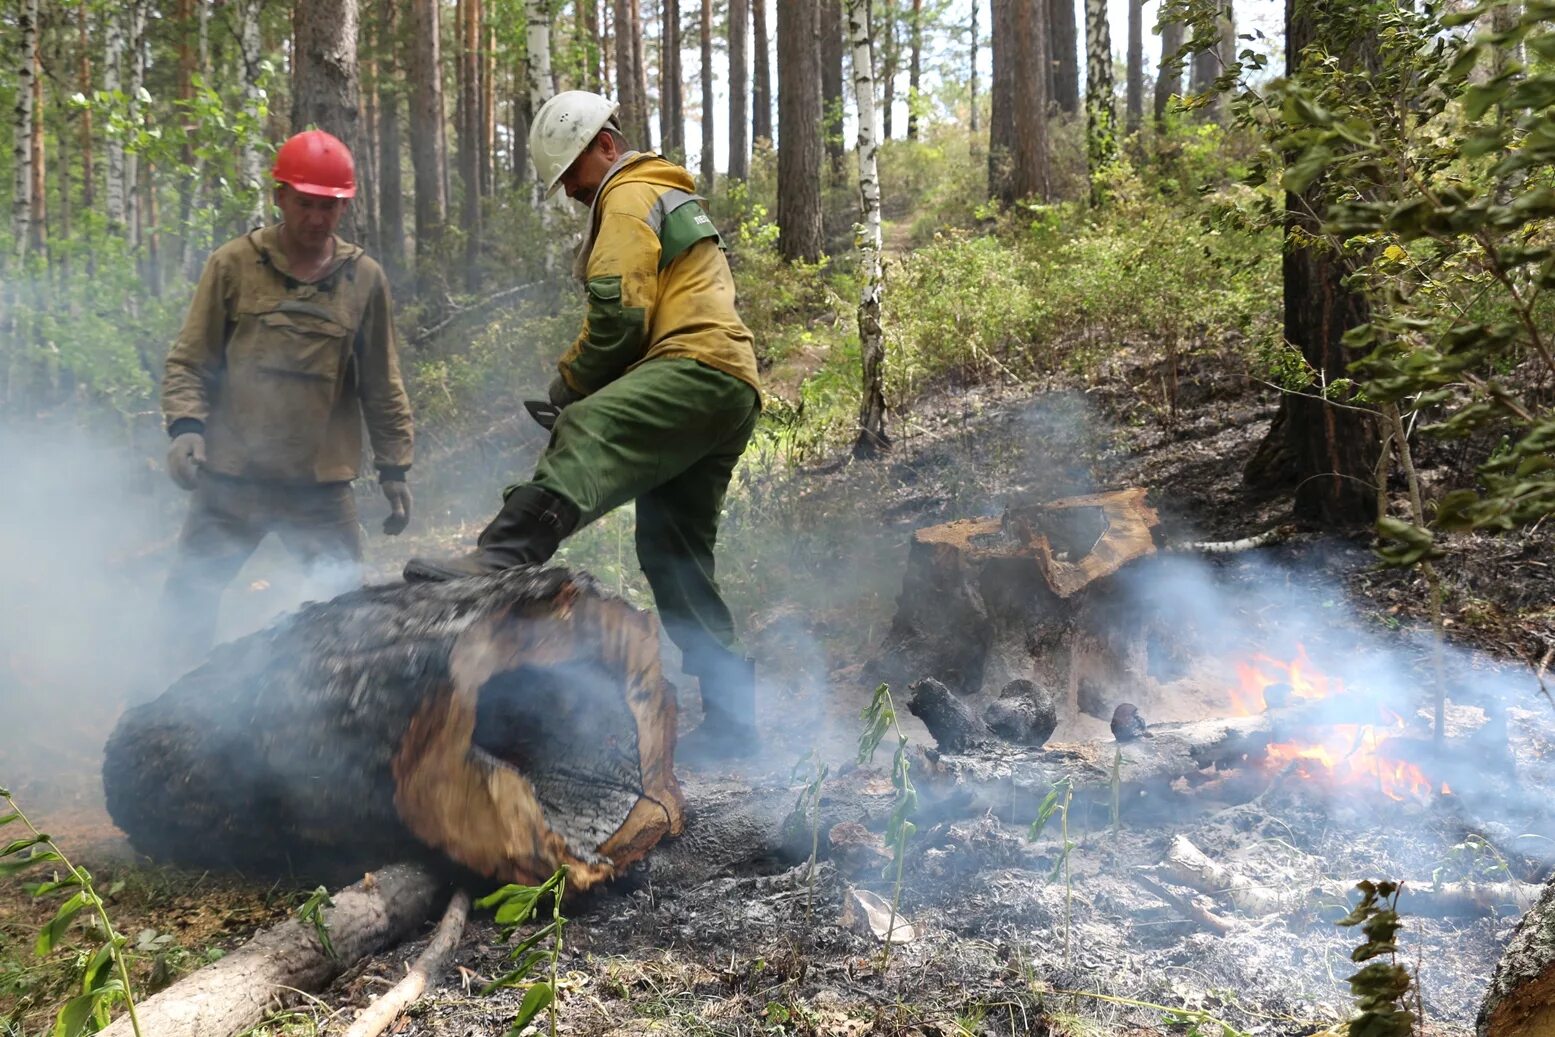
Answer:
[{"left": 1232, "top": 645, "right": 1436, "bottom": 802}]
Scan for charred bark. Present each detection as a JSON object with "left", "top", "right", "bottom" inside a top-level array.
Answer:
[
  {"left": 104, "top": 567, "right": 684, "bottom": 891},
  {"left": 1481, "top": 878, "right": 1555, "bottom": 1037}
]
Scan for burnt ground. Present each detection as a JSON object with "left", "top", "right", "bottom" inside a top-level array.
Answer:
[{"left": 7, "top": 339, "right": 1555, "bottom": 1036}]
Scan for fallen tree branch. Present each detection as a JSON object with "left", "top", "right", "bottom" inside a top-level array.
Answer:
[
  {"left": 1131, "top": 871, "right": 1236, "bottom": 935},
  {"left": 1169, "top": 526, "right": 1294, "bottom": 554},
  {"left": 342, "top": 889, "right": 471, "bottom": 1037},
  {"left": 1162, "top": 835, "right": 1289, "bottom": 916},
  {"left": 100, "top": 863, "right": 443, "bottom": 1037},
  {"left": 412, "top": 281, "right": 546, "bottom": 346}
]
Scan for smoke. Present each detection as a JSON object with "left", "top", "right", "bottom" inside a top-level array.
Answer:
[{"left": 0, "top": 423, "right": 373, "bottom": 803}]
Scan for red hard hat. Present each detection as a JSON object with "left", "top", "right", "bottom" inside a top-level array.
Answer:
[{"left": 272, "top": 130, "right": 356, "bottom": 198}]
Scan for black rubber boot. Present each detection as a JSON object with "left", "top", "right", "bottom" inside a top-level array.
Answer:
[
  {"left": 677, "top": 652, "right": 759, "bottom": 766},
  {"left": 403, "top": 485, "right": 579, "bottom": 582}
]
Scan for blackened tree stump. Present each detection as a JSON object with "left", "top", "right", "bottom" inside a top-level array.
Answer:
[
  {"left": 103, "top": 567, "right": 683, "bottom": 890},
  {"left": 1480, "top": 877, "right": 1555, "bottom": 1036}
]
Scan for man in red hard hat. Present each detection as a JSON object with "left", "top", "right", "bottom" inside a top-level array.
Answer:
[{"left": 160, "top": 129, "right": 415, "bottom": 662}]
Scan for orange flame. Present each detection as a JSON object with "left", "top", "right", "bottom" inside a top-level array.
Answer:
[{"left": 1232, "top": 645, "right": 1435, "bottom": 802}]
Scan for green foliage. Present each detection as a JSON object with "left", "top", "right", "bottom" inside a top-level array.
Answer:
[
  {"left": 295, "top": 886, "right": 336, "bottom": 962},
  {"left": 1027, "top": 777, "right": 1077, "bottom": 965},
  {"left": 1336, "top": 881, "right": 1419, "bottom": 1037},
  {"left": 0, "top": 789, "right": 143, "bottom": 1037},
  {"left": 856, "top": 684, "right": 917, "bottom": 966},
  {"left": 478, "top": 867, "right": 568, "bottom": 1037},
  {"left": 788, "top": 751, "right": 831, "bottom": 918}
]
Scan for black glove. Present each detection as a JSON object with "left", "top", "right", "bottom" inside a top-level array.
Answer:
[
  {"left": 167, "top": 432, "right": 206, "bottom": 490},
  {"left": 547, "top": 373, "right": 583, "bottom": 408},
  {"left": 381, "top": 478, "right": 412, "bottom": 535}
]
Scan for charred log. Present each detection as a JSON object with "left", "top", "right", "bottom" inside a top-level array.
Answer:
[
  {"left": 1480, "top": 877, "right": 1555, "bottom": 1037},
  {"left": 103, "top": 567, "right": 683, "bottom": 890},
  {"left": 909, "top": 677, "right": 993, "bottom": 751},
  {"left": 99, "top": 864, "right": 443, "bottom": 1037},
  {"left": 984, "top": 678, "right": 1059, "bottom": 746}
]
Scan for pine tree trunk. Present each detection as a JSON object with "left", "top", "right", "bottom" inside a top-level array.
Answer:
[
  {"left": 378, "top": 0, "right": 406, "bottom": 281},
  {"left": 1125, "top": 0, "right": 1143, "bottom": 134},
  {"left": 880, "top": 0, "right": 896, "bottom": 140},
  {"left": 460, "top": 0, "right": 482, "bottom": 288},
  {"left": 236, "top": 0, "right": 266, "bottom": 230},
  {"left": 753, "top": 0, "right": 772, "bottom": 144},
  {"left": 1048, "top": 0, "right": 1079, "bottom": 116},
  {"left": 613, "top": 0, "right": 638, "bottom": 139},
  {"left": 409, "top": 0, "right": 448, "bottom": 279},
  {"left": 969, "top": 0, "right": 979, "bottom": 133},
  {"left": 361, "top": 42, "right": 383, "bottom": 259},
  {"left": 580, "top": 0, "right": 601, "bottom": 91},
  {"left": 1084, "top": 0, "right": 1115, "bottom": 201},
  {"left": 1154, "top": 18, "right": 1184, "bottom": 128},
  {"left": 481, "top": 7, "right": 494, "bottom": 196},
  {"left": 700, "top": 0, "right": 714, "bottom": 190},
  {"left": 660, "top": 0, "right": 683, "bottom": 161},
  {"left": 907, "top": 0, "right": 922, "bottom": 141},
  {"left": 989, "top": 0, "right": 1013, "bottom": 200},
  {"left": 821, "top": 0, "right": 845, "bottom": 172},
  {"left": 1011, "top": 0, "right": 1049, "bottom": 201},
  {"left": 777, "top": 0, "right": 823, "bottom": 262},
  {"left": 293, "top": 0, "right": 366, "bottom": 245},
  {"left": 630, "top": 0, "right": 652, "bottom": 145},
  {"left": 848, "top": 0, "right": 888, "bottom": 458},
  {"left": 728, "top": 0, "right": 749, "bottom": 178}
]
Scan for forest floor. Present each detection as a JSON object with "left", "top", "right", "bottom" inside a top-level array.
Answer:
[{"left": 5, "top": 333, "right": 1554, "bottom": 1036}]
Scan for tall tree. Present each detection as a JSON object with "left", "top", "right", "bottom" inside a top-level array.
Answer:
[
  {"left": 579, "top": 0, "right": 602, "bottom": 90},
  {"left": 907, "top": 0, "right": 923, "bottom": 140},
  {"left": 821, "top": 0, "right": 845, "bottom": 171},
  {"left": 378, "top": 0, "right": 406, "bottom": 280},
  {"left": 990, "top": 0, "right": 1048, "bottom": 204},
  {"left": 1245, "top": 0, "right": 1378, "bottom": 525},
  {"left": 847, "top": 0, "right": 888, "bottom": 457},
  {"left": 77, "top": 1, "right": 94, "bottom": 224},
  {"left": 880, "top": 0, "right": 897, "bottom": 138},
  {"left": 699, "top": 0, "right": 714, "bottom": 189},
  {"left": 777, "top": 0, "right": 823, "bottom": 262},
  {"left": 969, "top": 0, "right": 980, "bottom": 132},
  {"left": 1084, "top": 0, "right": 1115, "bottom": 197},
  {"left": 660, "top": 0, "right": 684, "bottom": 160},
  {"left": 1125, "top": 0, "right": 1143, "bottom": 133},
  {"left": 12, "top": 0, "right": 39, "bottom": 259},
  {"left": 103, "top": 4, "right": 127, "bottom": 235},
  {"left": 753, "top": 0, "right": 772, "bottom": 144},
  {"left": 728, "top": 0, "right": 749, "bottom": 178},
  {"left": 1190, "top": 1, "right": 1233, "bottom": 120},
  {"left": 237, "top": 0, "right": 267, "bottom": 228},
  {"left": 613, "top": 0, "right": 650, "bottom": 144},
  {"left": 1048, "top": 0, "right": 1079, "bottom": 115},
  {"left": 1154, "top": 17, "right": 1184, "bottom": 128},
  {"left": 630, "top": 0, "right": 651, "bottom": 143},
  {"left": 409, "top": 0, "right": 447, "bottom": 273},
  {"left": 294, "top": 0, "right": 367, "bottom": 244},
  {"left": 126, "top": 0, "right": 145, "bottom": 248},
  {"left": 458, "top": 0, "right": 482, "bottom": 285}
]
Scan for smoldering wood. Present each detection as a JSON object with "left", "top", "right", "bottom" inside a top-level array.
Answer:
[
  {"left": 870, "top": 489, "right": 1161, "bottom": 727},
  {"left": 103, "top": 567, "right": 684, "bottom": 891},
  {"left": 908, "top": 676, "right": 993, "bottom": 751},
  {"left": 1480, "top": 876, "right": 1555, "bottom": 1037},
  {"left": 983, "top": 678, "right": 1059, "bottom": 746},
  {"left": 98, "top": 863, "right": 442, "bottom": 1037}
]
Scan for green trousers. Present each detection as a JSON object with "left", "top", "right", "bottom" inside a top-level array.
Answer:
[{"left": 522, "top": 358, "right": 759, "bottom": 676}]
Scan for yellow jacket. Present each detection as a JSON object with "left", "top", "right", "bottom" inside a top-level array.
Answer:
[
  {"left": 161, "top": 226, "right": 415, "bottom": 484},
  {"left": 559, "top": 154, "right": 761, "bottom": 401}
]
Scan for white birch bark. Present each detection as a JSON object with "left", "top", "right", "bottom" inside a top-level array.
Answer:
[
  {"left": 1085, "top": 0, "right": 1116, "bottom": 186},
  {"left": 104, "top": 6, "right": 127, "bottom": 234},
  {"left": 237, "top": 0, "right": 267, "bottom": 229},
  {"left": 127, "top": 0, "right": 147, "bottom": 248},
  {"left": 848, "top": 0, "right": 889, "bottom": 456},
  {"left": 525, "top": 2, "right": 568, "bottom": 235},
  {"left": 12, "top": 0, "right": 38, "bottom": 259}
]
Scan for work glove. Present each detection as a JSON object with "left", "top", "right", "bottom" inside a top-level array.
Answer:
[
  {"left": 381, "top": 477, "right": 413, "bottom": 536},
  {"left": 547, "top": 373, "right": 583, "bottom": 409},
  {"left": 166, "top": 432, "right": 206, "bottom": 491}
]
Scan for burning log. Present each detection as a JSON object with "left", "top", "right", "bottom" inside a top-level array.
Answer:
[
  {"left": 871, "top": 489, "right": 1161, "bottom": 731},
  {"left": 103, "top": 567, "right": 684, "bottom": 890},
  {"left": 1479, "top": 879, "right": 1555, "bottom": 1037},
  {"left": 99, "top": 863, "right": 443, "bottom": 1037}
]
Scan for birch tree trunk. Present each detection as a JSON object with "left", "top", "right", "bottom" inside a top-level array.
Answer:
[
  {"left": 848, "top": 0, "right": 888, "bottom": 458},
  {"left": 699, "top": 0, "right": 715, "bottom": 190},
  {"left": 378, "top": 0, "right": 406, "bottom": 280},
  {"left": 777, "top": 0, "right": 824, "bottom": 262},
  {"left": 1125, "top": 0, "right": 1143, "bottom": 134},
  {"left": 237, "top": 0, "right": 267, "bottom": 229},
  {"left": 103, "top": 5, "right": 127, "bottom": 236},
  {"left": 12, "top": 0, "right": 39, "bottom": 260},
  {"left": 660, "top": 0, "right": 684, "bottom": 161},
  {"left": 728, "top": 0, "right": 749, "bottom": 179},
  {"left": 1084, "top": 0, "right": 1115, "bottom": 201},
  {"left": 907, "top": 0, "right": 922, "bottom": 141},
  {"left": 1154, "top": 18, "right": 1184, "bottom": 128},
  {"left": 126, "top": 0, "right": 147, "bottom": 249},
  {"left": 753, "top": 0, "right": 772, "bottom": 144},
  {"left": 409, "top": 0, "right": 448, "bottom": 276},
  {"left": 1049, "top": 0, "right": 1080, "bottom": 116}
]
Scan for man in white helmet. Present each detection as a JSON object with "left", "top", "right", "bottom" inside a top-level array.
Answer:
[{"left": 406, "top": 92, "right": 763, "bottom": 763}]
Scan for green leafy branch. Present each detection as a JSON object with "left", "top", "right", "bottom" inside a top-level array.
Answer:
[
  {"left": 1028, "top": 777, "right": 1076, "bottom": 965},
  {"left": 477, "top": 867, "right": 568, "bottom": 1036},
  {"left": 1, "top": 787, "right": 143, "bottom": 1037},
  {"left": 857, "top": 683, "right": 918, "bottom": 965},
  {"left": 1337, "top": 880, "right": 1420, "bottom": 1037},
  {"left": 296, "top": 886, "right": 337, "bottom": 962}
]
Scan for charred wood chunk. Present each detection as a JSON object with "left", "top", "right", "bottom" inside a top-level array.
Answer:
[
  {"left": 102, "top": 567, "right": 683, "bottom": 891},
  {"left": 983, "top": 678, "right": 1058, "bottom": 747},
  {"left": 1479, "top": 878, "right": 1555, "bottom": 1037},
  {"left": 908, "top": 677, "right": 992, "bottom": 752}
]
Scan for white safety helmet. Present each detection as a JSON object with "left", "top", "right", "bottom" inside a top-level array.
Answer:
[{"left": 529, "top": 91, "right": 622, "bottom": 198}]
